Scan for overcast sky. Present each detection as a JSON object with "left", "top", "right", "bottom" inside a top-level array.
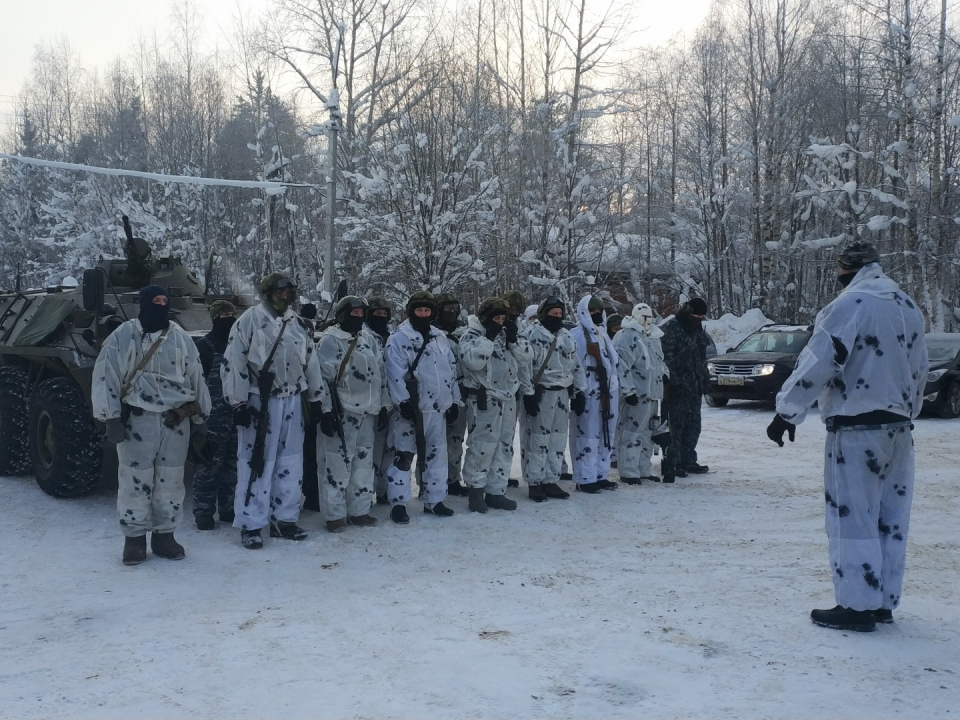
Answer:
[{"left": 1, "top": 0, "right": 711, "bottom": 135}]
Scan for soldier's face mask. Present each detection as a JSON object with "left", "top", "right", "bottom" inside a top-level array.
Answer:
[
  {"left": 139, "top": 288, "right": 170, "bottom": 333},
  {"left": 838, "top": 270, "right": 855, "bottom": 288},
  {"left": 212, "top": 315, "right": 236, "bottom": 338},
  {"left": 270, "top": 288, "right": 294, "bottom": 314},
  {"left": 368, "top": 310, "right": 390, "bottom": 334},
  {"left": 590, "top": 311, "right": 604, "bottom": 327}
]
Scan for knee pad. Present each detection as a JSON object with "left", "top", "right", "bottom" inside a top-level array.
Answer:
[{"left": 393, "top": 452, "right": 414, "bottom": 471}]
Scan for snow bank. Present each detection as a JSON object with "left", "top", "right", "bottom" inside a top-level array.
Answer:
[{"left": 704, "top": 308, "right": 772, "bottom": 353}]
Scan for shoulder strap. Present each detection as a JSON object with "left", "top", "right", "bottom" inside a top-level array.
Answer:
[
  {"left": 336, "top": 333, "right": 361, "bottom": 384},
  {"left": 532, "top": 335, "right": 559, "bottom": 387},
  {"left": 262, "top": 319, "right": 290, "bottom": 374},
  {"left": 408, "top": 332, "right": 431, "bottom": 375},
  {"left": 121, "top": 327, "right": 169, "bottom": 400}
]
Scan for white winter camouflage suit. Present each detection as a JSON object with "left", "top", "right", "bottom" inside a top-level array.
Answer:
[
  {"left": 776, "top": 263, "right": 928, "bottom": 613},
  {"left": 365, "top": 324, "right": 395, "bottom": 499},
  {"left": 459, "top": 315, "right": 533, "bottom": 494},
  {"left": 316, "top": 325, "right": 390, "bottom": 521},
  {"left": 614, "top": 317, "right": 667, "bottom": 480},
  {"left": 93, "top": 319, "right": 211, "bottom": 537},
  {"left": 221, "top": 303, "right": 328, "bottom": 531},
  {"left": 384, "top": 321, "right": 460, "bottom": 506},
  {"left": 569, "top": 296, "right": 620, "bottom": 486},
  {"left": 444, "top": 325, "right": 468, "bottom": 484},
  {"left": 519, "top": 320, "right": 586, "bottom": 486}
]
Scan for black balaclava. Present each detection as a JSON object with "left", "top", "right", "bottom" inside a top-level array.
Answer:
[
  {"left": 139, "top": 285, "right": 170, "bottom": 333},
  {"left": 606, "top": 314, "right": 623, "bottom": 340},
  {"left": 437, "top": 304, "right": 460, "bottom": 333},
  {"left": 542, "top": 314, "right": 564, "bottom": 333},
  {"left": 838, "top": 273, "right": 855, "bottom": 288},
  {"left": 341, "top": 314, "right": 364, "bottom": 334},
  {"left": 211, "top": 316, "right": 236, "bottom": 341},
  {"left": 368, "top": 313, "right": 390, "bottom": 338},
  {"left": 677, "top": 298, "right": 707, "bottom": 335},
  {"left": 409, "top": 306, "right": 433, "bottom": 334}
]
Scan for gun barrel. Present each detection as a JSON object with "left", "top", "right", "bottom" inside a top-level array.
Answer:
[{"left": 122, "top": 215, "right": 134, "bottom": 243}]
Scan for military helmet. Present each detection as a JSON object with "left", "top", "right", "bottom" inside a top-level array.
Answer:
[
  {"left": 335, "top": 295, "right": 368, "bottom": 324},
  {"left": 406, "top": 290, "right": 437, "bottom": 314},
  {"left": 837, "top": 241, "right": 881, "bottom": 271},
  {"left": 208, "top": 299, "right": 237, "bottom": 321},
  {"left": 537, "top": 295, "right": 565, "bottom": 323},
  {"left": 478, "top": 297, "right": 510, "bottom": 325},
  {"left": 587, "top": 296, "right": 604, "bottom": 312},
  {"left": 502, "top": 290, "right": 526, "bottom": 316},
  {"left": 434, "top": 292, "right": 459, "bottom": 309},
  {"left": 367, "top": 296, "right": 392, "bottom": 317},
  {"left": 258, "top": 272, "right": 297, "bottom": 296}
]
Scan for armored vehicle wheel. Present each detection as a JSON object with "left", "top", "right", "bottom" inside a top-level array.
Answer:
[
  {"left": 29, "top": 377, "right": 103, "bottom": 497},
  {"left": 0, "top": 366, "right": 31, "bottom": 475}
]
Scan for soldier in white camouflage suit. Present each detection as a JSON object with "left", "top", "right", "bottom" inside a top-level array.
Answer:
[
  {"left": 614, "top": 303, "right": 669, "bottom": 484},
  {"left": 433, "top": 292, "right": 470, "bottom": 497},
  {"left": 93, "top": 285, "right": 211, "bottom": 565},
  {"left": 384, "top": 291, "right": 461, "bottom": 523},
  {"left": 221, "top": 272, "right": 329, "bottom": 549},
  {"left": 519, "top": 296, "right": 587, "bottom": 502},
  {"left": 459, "top": 297, "right": 533, "bottom": 513},
  {"left": 365, "top": 297, "right": 394, "bottom": 505},
  {"left": 315, "top": 296, "right": 389, "bottom": 532}
]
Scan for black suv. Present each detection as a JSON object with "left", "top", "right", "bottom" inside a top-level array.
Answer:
[{"left": 705, "top": 324, "right": 812, "bottom": 406}]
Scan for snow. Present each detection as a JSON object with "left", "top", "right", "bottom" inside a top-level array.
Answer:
[
  {"left": 704, "top": 308, "right": 772, "bottom": 353},
  {"left": 1, "top": 406, "right": 958, "bottom": 718}
]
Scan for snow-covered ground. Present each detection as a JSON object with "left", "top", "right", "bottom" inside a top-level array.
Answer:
[{"left": 1, "top": 403, "right": 958, "bottom": 719}]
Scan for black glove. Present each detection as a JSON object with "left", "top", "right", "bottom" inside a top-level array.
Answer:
[
  {"left": 233, "top": 404, "right": 253, "bottom": 428},
  {"left": 319, "top": 411, "right": 340, "bottom": 438},
  {"left": 104, "top": 418, "right": 125, "bottom": 444},
  {"left": 377, "top": 407, "right": 389, "bottom": 432},
  {"left": 523, "top": 394, "right": 540, "bottom": 417},
  {"left": 766, "top": 414, "right": 796, "bottom": 447},
  {"left": 484, "top": 322, "right": 502, "bottom": 340},
  {"left": 309, "top": 401, "right": 325, "bottom": 423},
  {"left": 571, "top": 391, "right": 586, "bottom": 416},
  {"left": 505, "top": 319, "right": 518, "bottom": 344},
  {"left": 625, "top": 394, "right": 639, "bottom": 406},
  {"left": 399, "top": 400, "right": 416, "bottom": 421},
  {"left": 445, "top": 405, "right": 459, "bottom": 424}
]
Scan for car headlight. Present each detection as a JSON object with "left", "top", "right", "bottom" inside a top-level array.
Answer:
[
  {"left": 707, "top": 362, "right": 716, "bottom": 374},
  {"left": 753, "top": 364, "right": 776, "bottom": 376},
  {"left": 928, "top": 368, "right": 948, "bottom": 383}
]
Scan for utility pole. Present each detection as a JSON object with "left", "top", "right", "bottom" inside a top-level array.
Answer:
[{"left": 322, "top": 22, "right": 346, "bottom": 300}]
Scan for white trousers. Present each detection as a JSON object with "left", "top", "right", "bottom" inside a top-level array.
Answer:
[
  {"left": 569, "top": 391, "right": 617, "bottom": 485},
  {"left": 318, "top": 411, "right": 375, "bottom": 521},
  {"left": 387, "top": 411, "right": 448, "bottom": 506},
  {"left": 462, "top": 394, "right": 516, "bottom": 495},
  {"left": 616, "top": 398, "right": 657, "bottom": 479},
  {"left": 521, "top": 389, "right": 571, "bottom": 485},
  {"left": 116, "top": 410, "right": 190, "bottom": 537},
  {"left": 233, "top": 395, "right": 304, "bottom": 531},
  {"left": 823, "top": 423, "right": 914, "bottom": 611}
]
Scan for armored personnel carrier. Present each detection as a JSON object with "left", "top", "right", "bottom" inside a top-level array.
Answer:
[{"left": 0, "top": 217, "right": 249, "bottom": 497}]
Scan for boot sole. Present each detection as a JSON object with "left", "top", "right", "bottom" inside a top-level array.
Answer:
[
  {"left": 811, "top": 617, "right": 876, "bottom": 632},
  {"left": 153, "top": 553, "right": 185, "bottom": 560},
  {"left": 122, "top": 556, "right": 147, "bottom": 566}
]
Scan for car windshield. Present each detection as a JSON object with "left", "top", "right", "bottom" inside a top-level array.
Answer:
[
  {"left": 736, "top": 331, "right": 810, "bottom": 354},
  {"left": 925, "top": 336, "right": 960, "bottom": 363}
]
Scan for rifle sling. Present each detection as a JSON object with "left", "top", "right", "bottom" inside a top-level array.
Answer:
[
  {"left": 531, "top": 335, "right": 558, "bottom": 388},
  {"left": 257, "top": 318, "right": 290, "bottom": 394},
  {"left": 336, "top": 333, "right": 360, "bottom": 385},
  {"left": 121, "top": 327, "right": 169, "bottom": 401}
]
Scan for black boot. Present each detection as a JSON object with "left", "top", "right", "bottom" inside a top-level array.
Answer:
[
  {"left": 620, "top": 477, "right": 643, "bottom": 486},
  {"left": 270, "top": 522, "right": 308, "bottom": 540},
  {"left": 684, "top": 463, "right": 709, "bottom": 474},
  {"left": 219, "top": 510, "right": 235, "bottom": 524},
  {"left": 241, "top": 529, "right": 263, "bottom": 549},
  {"left": 195, "top": 514, "right": 215, "bottom": 531},
  {"left": 542, "top": 483, "right": 570, "bottom": 499},
  {"left": 576, "top": 482, "right": 601, "bottom": 494},
  {"left": 596, "top": 479, "right": 619, "bottom": 490},
  {"left": 528, "top": 484, "right": 548, "bottom": 503},
  {"left": 424, "top": 501, "right": 454, "bottom": 517},
  {"left": 485, "top": 493, "right": 517, "bottom": 511},
  {"left": 348, "top": 514, "right": 379, "bottom": 527},
  {"left": 873, "top": 609, "right": 894, "bottom": 624},
  {"left": 122, "top": 535, "right": 147, "bottom": 565},
  {"left": 447, "top": 481, "right": 470, "bottom": 496},
  {"left": 150, "top": 532, "right": 185, "bottom": 560},
  {"left": 810, "top": 605, "right": 876, "bottom": 632},
  {"left": 391, "top": 505, "right": 410, "bottom": 524},
  {"left": 468, "top": 487, "right": 487, "bottom": 513},
  {"left": 507, "top": 478, "right": 520, "bottom": 488}
]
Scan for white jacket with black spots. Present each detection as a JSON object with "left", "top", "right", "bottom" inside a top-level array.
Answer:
[
  {"left": 569, "top": 295, "right": 620, "bottom": 401},
  {"left": 385, "top": 321, "right": 461, "bottom": 412},
  {"left": 459, "top": 315, "right": 534, "bottom": 402},
  {"left": 519, "top": 321, "right": 587, "bottom": 395},
  {"left": 316, "top": 325, "right": 389, "bottom": 416},
  {"left": 776, "top": 263, "right": 929, "bottom": 425},
  {"left": 614, "top": 318, "right": 667, "bottom": 401},
  {"left": 221, "top": 302, "right": 327, "bottom": 408},
  {"left": 93, "top": 319, "right": 211, "bottom": 422}
]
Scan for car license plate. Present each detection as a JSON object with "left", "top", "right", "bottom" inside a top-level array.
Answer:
[{"left": 718, "top": 376, "right": 744, "bottom": 386}]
